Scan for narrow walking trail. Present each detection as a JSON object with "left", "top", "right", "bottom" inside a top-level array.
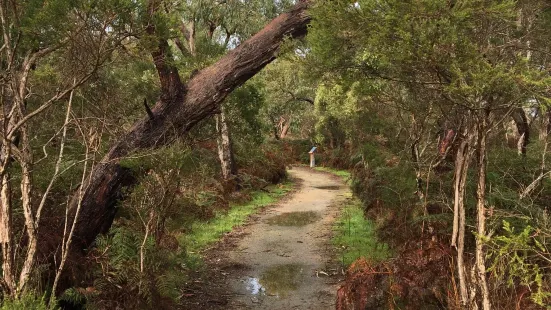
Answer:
[{"left": 221, "top": 166, "right": 348, "bottom": 309}]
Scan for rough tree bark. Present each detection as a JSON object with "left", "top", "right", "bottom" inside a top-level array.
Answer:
[
  {"left": 474, "top": 111, "right": 491, "bottom": 310},
  {"left": 451, "top": 125, "right": 476, "bottom": 307},
  {"left": 65, "top": 1, "right": 311, "bottom": 252},
  {"left": 0, "top": 173, "right": 14, "bottom": 294}
]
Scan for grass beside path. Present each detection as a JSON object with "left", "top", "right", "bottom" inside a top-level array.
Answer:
[
  {"left": 314, "top": 166, "right": 351, "bottom": 182},
  {"left": 333, "top": 198, "right": 390, "bottom": 266},
  {"left": 316, "top": 166, "right": 390, "bottom": 266},
  {"left": 179, "top": 181, "right": 294, "bottom": 268}
]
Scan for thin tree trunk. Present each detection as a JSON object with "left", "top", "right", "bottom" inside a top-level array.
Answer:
[
  {"left": 0, "top": 51, "right": 15, "bottom": 294},
  {"left": 0, "top": 172, "right": 14, "bottom": 296},
  {"left": 452, "top": 127, "right": 475, "bottom": 307},
  {"left": 512, "top": 107, "right": 529, "bottom": 156},
  {"left": 140, "top": 209, "right": 154, "bottom": 274},
  {"left": 520, "top": 115, "right": 549, "bottom": 199},
  {"left": 475, "top": 114, "right": 491, "bottom": 310},
  {"left": 277, "top": 116, "right": 286, "bottom": 137},
  {"left": 216, "top": 105, "right": 237, "bottom": 180},
  {"left": 15, "top": 107, "right": 38, "bottom": 296},
  {"left": 269, "top": 115, "right": 280, "bottom": 140},
  {"left": 48, "top": 92, "right": 79, "bottom": 300},
  {"left": 51, "top": 147, "right": 91, "bottom": 299},
  {"left": 279, "top": 116, "right": 292, "bottom": 139},
  {"left": 64, "top": 2, "right": 311, "bottom": 254},
  {"left": 452, "top": 131, "right": 468, "bottom": 247},
  {"left": 17, "top": 162, "right": 38, "bottom": 296},
  {"left": 517, "top": 132, "right": 527, "bottom": 155},
  {"left": 469, "top": 264, "right": 479, "bottom": 310},
  {"left": 539, "top": 111, "right": 551, "bottom": 141},
  {"left": 188, "top": 20, "right": 196, "bottom": 56},
  {"left": 515, "top": 6, "right": 531, "bottom": 158}
]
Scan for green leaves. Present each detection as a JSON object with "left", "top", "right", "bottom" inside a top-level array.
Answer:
[
  {"left": 488, "top": 221, "right": 551, "bottom": 306},
  {"left": 19, "top": 0, "right": 78, "bottom": 44}
]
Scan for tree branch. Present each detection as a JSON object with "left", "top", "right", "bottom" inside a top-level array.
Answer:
[
  {"left": 7, "top": 72, "right": 94, "bottom": 139},
  {"left": 520, "top": 171, "right": 551, "bottom": 199},
  {"left": 146, "top": 0, "right": 184, "bottom": 99},
  {"left": 284, "top": 90, "right": 314, "bottom": 105}
]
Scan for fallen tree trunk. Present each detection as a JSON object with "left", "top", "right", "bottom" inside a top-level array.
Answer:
[{"left": 66, "top": 2, "right": 311, "bottom": 250}]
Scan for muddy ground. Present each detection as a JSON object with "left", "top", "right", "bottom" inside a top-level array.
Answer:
[{"left": 180, "top": 166, "right": 348, "bottom": 310}]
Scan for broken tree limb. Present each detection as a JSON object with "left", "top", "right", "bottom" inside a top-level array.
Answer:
[
  {"left": 520, "top": 170, "right": 551, "bottom": 199},
  {"left": 284, "top": 90, "right": 314, "bottom": 105}
]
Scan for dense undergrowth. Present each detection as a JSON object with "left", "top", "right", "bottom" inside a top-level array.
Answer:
[
  {"left": 308, "top": 136, "right": 551, "bottom": 309},
  {"left": 49, "top": 140, "right": 293, "bottom": 309},
  {"left": 280, "top": 125, "right": 551, "bottom": 308}
]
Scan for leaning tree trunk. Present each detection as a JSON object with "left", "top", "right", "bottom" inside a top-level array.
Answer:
[
  {"left": 216, "top": 105, "right": 237, "bottom": 180},
  {"left": 279, "top": 115, "right": 292, "bottom": 139},
  {"left": 63, "top": 1, "right": 311, "bottom": 253}
]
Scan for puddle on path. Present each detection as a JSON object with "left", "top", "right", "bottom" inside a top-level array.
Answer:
[
  {"left": 244, "top": 264, "right": 305, "bottom": 297},
  {"left": 313, "top": 185, "right": 341, "bottom": 190},
  {"left": 266, "top": 211, "right": 320, "bottom": 226},
  {"left": 245, "top": 277, "right": 265, "bottom": 295}
]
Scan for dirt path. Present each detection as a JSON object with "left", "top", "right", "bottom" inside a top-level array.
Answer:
[{"left": 212, "top": 166, "right": 348, "bottom": 309}]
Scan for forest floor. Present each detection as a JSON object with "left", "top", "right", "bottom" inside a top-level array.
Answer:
[{"left": 179, "top": 166, "right": 348, "bottom": 309}]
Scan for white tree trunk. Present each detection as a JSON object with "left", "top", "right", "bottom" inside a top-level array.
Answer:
[
  {"left": 17, "top": 162, "right": 38, "bottom": 296},
  {"left": 0, "top": 172, "right": 15, "bottom": 295},
  {"left": 517, "top": 132, "right": 526, "bottom": 156},
  {"left": 216, "top": 105, "right": 236, "bottom": 180},
  {"left": 475, "top": 115, "right": 491, "bottom": 310}
]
